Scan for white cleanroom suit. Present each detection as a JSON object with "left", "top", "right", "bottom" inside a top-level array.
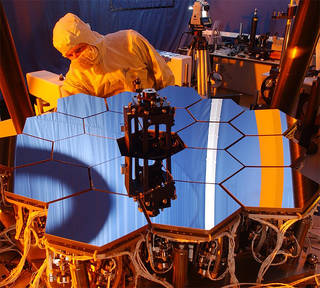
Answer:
[{"left": 53, "top": 13, "right": 174, "bottom": 97}]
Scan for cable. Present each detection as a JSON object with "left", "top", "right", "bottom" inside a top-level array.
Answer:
[
  {"left": 220, "top": 273, "right": 320, "bottom": 288},
  {"left": 14, "top": 206, "right": 23, "bottom": 240},
  {"left": 69, "top": 263, "right": 78, "bottom": 288},
  {"left": 248, "top": 214, "right": 301, "bottom": 283},
  {"left": 146, "top": 232, "right": 173, "bottom": 274},
  {"left": 106, "top": 257, "right": 117, "bottom": 288},
  {"left": 44, "top": 240, "right": 95, "bottom": 261},
  {"left": 289, "top": 273, "right": 320, "bottom": 286},
  {"left": 0, "top": 209, "right": 46, "bottom": 287},
  {"left": 250, "top": 229, "right": 300, "bottom": 266},
  {"left": 221, "top": 282, "right": 294, "bottom": 288},
  {"left": 29, "top": 227, "right": 40, "bottom": 247},
  {"left": 0, "top": 225, "right": 16, "bottom": 248},
  {"left": 44, "top": 234, "right": 173, "bottom": 288},
  {"left": 0, "top": 226, "right": 22, "bottom": 257},
  {"left": 29, "top": 258, "right": 47, "bottom": 288},
  {"left": 0, "top": 245, "right": 17, "bottom": 254},
  {"left": 248, "top": 198, "right": 320, "bottom": 284},
  {"left": 45, "top": 247, "right": 54, "bottom": 288},
  {"left": 205, "top": 216, "right": 240, "bottom": 284},
  {"left": 207, "top": 243, "right": 229, "bottom": 281},
  {"left": 97, "top": 235, "right": 173, "bottom": 288},
  {"left": 227, "top": 216, "right": 240, "bottom": 285}
]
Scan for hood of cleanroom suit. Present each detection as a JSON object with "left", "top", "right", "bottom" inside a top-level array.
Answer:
[{"left": 53, "top": 13, "right": 174, "bottom": 97}]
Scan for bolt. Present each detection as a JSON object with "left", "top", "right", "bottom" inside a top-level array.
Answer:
[{"left": 306, "top": 254, "right": 318, "bottom": 266}]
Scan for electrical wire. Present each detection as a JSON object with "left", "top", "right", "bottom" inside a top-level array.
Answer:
[
  {"left": 221, "top": 273, "right": 320, "bottom": 288},
  {"left": 97, "top": 235, "right": 173, "bottom": 288},
  {"left": 0, "top": 245, "right": 18, "bottom": 254},
  {"left": 134, "top": 237, "right": 173, "bottom": 288},
  {"left": 0, "top": 225, "right": 16, "bottom": 249},
  {"left": 69, "top": 262, "right": 78, "bottom": 288},
  {"left": 146, "top": 232, "right": 173, "bottom": 274},
  {"left": 29, "top": 258, "right": 47, "bottom": 288},
  {"left": 45, "top": 247, "right": 54, "bottom": 288},
  {"left": 106, "top": 258, "right": 116, "bottom": 288},
  {"left": 250, "top": 229, "right": 300, "bottom": 266},
  {"left": 14, "top": 206, "right": 23, "bottom": 240},
  {"left": 248, "top": 197, "right": 320, "bottom": 284},
  {"left": 44, "top": 241, "right": 95, "bottom": 261},
  {"left": 3, "top": 198, "right": 317, "bottom": 288},
  {"left": 221, "top": 282, "right": 294, "bottom": 288},
  {"left": 0, "top": 209, "right": 46, "bottom": 287},
  {"left": 44, "top": 234, "right": 173, "bottom": 288},
  {"left": 29, "top": 227, "right": 40, "bottom": 247},
  {"left": 207, "top": 248, "right": 229, "bottom": 281},
  {"left": 248, "top": 214, "right": 301, "bottom": 283},
  {"left": 0, "top": 225, "right": 15, "bottom": 237},
  {"left": 3, "top": 233, "right": 17, "bottom": 247},
  {"left": 208, "top": 216, "right": 240, "bottom": 284},
  {"left": 289, "top": 273, "right": 320, "bottom": 286}
]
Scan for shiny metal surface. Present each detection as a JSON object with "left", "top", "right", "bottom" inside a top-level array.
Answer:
[
  {"left": 271, "top": 0, "right": 320, "bottom": 116},
  {"left": 9, "top": 88, "right": 320, "bottom": 250}
]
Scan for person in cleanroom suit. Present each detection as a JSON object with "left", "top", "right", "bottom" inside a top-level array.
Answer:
[{"left": 53, "top": 13, "right": 174, "bottom": 97}]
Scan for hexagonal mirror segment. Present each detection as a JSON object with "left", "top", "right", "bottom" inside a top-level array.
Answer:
[
  {"left": 106, "top": 91, "right": 136, "bottom": 113},
  {"left": 171, "top": 148, "right": 208, "bottom": 183},
  {"left": 15, "top": 134, "right": 52, "bottom": 166},
  {"left": 53, "top": 134, "right": 120, "bottom": 167},
  {"left": 158, "top": 86, "right": 201, "bottom": 108},
  {"left": 46, "top": 190, "right": 148, "bottom": 247},
  {"left": 57, "top": 93, "right": 107, "bottom": 118},
  {"left": 178, "top": 122, "right": 242, "bottom": 149},
  {"left": 13, "top": 160, "right": 90, "bottom": 203},
  {"left": 220, "top": 167, "right": 317, "bottom": 209},
  {"left": 90, "top": 156, "right": 127, "bottom": 195},
  {"left": 227, "top": 135, "right": 292, "bottom": 166},
  {"left": 173, "top": 108, "right": 195, "bottom": 132},
  {"left": 23, "top": 112, "right": 84, "bottom": 141},
  {"left": 231, "top": 109, "right": 291, "bottom": 136},
  {"left": 84, "top": 111, "right": 124, "bottom": 139},
  {"left": 188, "top": 98, "right": 244, "bottom": 122}
]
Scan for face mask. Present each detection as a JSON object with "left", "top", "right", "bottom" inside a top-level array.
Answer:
[{"left": 73, "top": 46, "right": 99, "bottom": 70}]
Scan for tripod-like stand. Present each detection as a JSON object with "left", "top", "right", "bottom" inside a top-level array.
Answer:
[{"left": 187, "top": 30, "right": 210, "bottom": 97}]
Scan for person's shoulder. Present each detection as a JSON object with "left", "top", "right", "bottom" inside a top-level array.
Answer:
[
  {"left": 108, "top": 29, "right": 141, "bottom": 39},
  {"left": 104, "top": 29, "right": 143, "bottom": 48},
  {"left": 66, "top": 64, "right": 91, "bottom": 81},
  {"left": 126, "top": 29, "right": 145, "bottom": 40},
  {"left": 125, "top": 29, "right": 139, "bottom": 36}
]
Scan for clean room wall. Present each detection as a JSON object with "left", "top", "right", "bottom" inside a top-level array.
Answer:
[{"left": 2, "top": 0, "right": 288, "bottom": 77}]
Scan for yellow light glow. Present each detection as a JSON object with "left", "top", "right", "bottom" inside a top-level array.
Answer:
[
  {"left": 255, "top": 110, "right": 284, "bottom": 208},
  {"left": 289, "top": 46, "right": 299, "bottom": 59}
]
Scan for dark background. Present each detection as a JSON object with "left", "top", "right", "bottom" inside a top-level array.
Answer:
[{"left": 2, "top": 0, "right": 288, "bottom": 78}]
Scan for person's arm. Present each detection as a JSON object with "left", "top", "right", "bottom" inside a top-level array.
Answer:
[
  {"left": 62, "top": 67, "right": 93, "bottom": 96},
  {"left": 131, "top": 30, "right": 175, "bottom": 90}
]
